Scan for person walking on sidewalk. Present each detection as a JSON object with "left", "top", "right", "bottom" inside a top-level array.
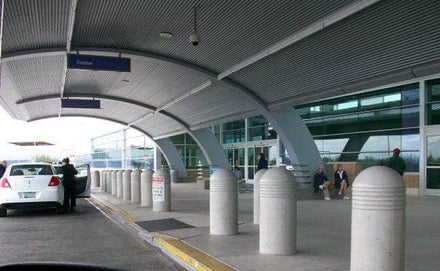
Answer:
[
  {"left": 257, "top": 153, "right": 268, "bottom": 171},
  {"left": 61, "top": 157, "right": 78, "bottom": 211},
  {"left": 386, "top": 148, "right": 406, "bottom": 176}
]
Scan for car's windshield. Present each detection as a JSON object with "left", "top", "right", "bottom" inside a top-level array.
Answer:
[{"left": 10, "top": 165, "right": 53, "bottom": 176}]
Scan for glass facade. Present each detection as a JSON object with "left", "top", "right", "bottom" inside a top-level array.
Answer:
[
  {"left": 296, "top": 83, "right": 420, "bottom": 172},
  {"left": 88, "top": 129, "right": 154, "bottom": 169},
  {"left": 169, "top": 134, "right": 207, "bottom": 169}
]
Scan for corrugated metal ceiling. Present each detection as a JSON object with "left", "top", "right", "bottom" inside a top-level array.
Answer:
[
  {"left": 71, "top": 0, "right": 351, "bottom": 73},
  {"left": 229, "top": 0, "right": 440, "bottom": 105},
  {"left": 2, "top": 0, "right": 68, "bottom": 54}
]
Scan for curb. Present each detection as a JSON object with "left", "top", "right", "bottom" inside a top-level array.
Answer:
[{"left": 88, "top": 194, "right": 237, "bottom": 271}]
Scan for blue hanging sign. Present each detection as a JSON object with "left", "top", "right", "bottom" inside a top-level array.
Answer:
[
  {"left": 61, "top": 99, "right": 101, "bottom": 109},
  {"left": 67, "top": 54, "right": 131, "bottom": 72}
]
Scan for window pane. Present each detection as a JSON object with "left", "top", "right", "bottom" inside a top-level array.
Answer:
[
  {"left": 427, "top": 168, "right": 440, "bottom": 190},
  {"left": 427, "top": 79, "right": 440, "bottom": 102},
  {"left": 248, "top": 148, "right": 255, "bottom": 165},
  {"left": 427, "top": 136, "right": 440, "bottom": 166},
  {"left": 222, "top": 129, "right": 245, "bottom": 143},
  {"left": 427, "top": 103, "right": 440, "bottom": 125}
]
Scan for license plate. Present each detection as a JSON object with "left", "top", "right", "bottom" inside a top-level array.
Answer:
[{"left": 23, "top": 192, "right": 36, "bottom": 198}]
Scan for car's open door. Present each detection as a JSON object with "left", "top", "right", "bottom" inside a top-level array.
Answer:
[{"left": 75, "top": 164, "right": 91, "bottom": 198}]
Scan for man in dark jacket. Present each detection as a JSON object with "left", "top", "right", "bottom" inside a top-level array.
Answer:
[
  {"left": 0, "top": 161, "right": 7, "bottom": 177},
  {"left": 386, "top": 148, "right": 406, "bottom": 176},
  {"left": 334, "top": 164, "right": 350, "bottom": 199},
  {"left": 61, "top": 157, "right": 78, "bottom": 211},
  {"left": 257, "top": 153, "right": 268, "bottom": 171},
  {"left": 313, "top": 167, "right": 331, "bottom": 200}
]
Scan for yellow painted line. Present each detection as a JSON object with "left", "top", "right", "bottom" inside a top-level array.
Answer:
[
  {"left": 152, "top": 233, "right": 237, "bottom": 271},
  {"left": 89, "top": 195, "right": 135, "bottom": 224}
]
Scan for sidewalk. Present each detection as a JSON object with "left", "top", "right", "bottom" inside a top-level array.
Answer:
[{"left": 90, "top": 183, "right": 440, "bottom": 271}]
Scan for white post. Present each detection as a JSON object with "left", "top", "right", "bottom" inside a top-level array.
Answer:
[
  {"left": 116, "top": 170, "right": 123, "bottom": 198},
  {"left": 92, "top": 170, "right": 100, "bottom": 188},
  {"left": 254, "top": 168, "right": 267, "bottom": 225},
  {"left": 131, "top": 169, "right": 141, "bottom": 203},
  {"left": 351, "top": 166, "right": 406, "bottom": 271},
  {"left": 123, "top": 169, "right": 132, "bottom": 201},
  {"left": 152, "top": 169, "right": 171, "bottom": 211},
  {"left": 101, "top": 170, "right": 107, "bottom": 192},
  {"left": 107, "top": 170, "right": 113, "bottom": 194},
  {"left": 259, "top": 167, "right": 296, "bottom": 255},
  {"left": 141, "top": 168, "right": 153, "bottom": 207},
  {"left": 210, "top": 168, "right": 238, "bottom": 235}
]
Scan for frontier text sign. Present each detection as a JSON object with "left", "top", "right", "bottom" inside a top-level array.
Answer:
[{"left": 67, "top": 54, "right": 131, "bottom": 72}]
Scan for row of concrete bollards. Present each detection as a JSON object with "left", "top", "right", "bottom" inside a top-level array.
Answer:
[
  {"left": 210, "top": 166, "right": 406, "bottom": 271},
  {"left": 92, "top": 168, "right": 171, "bottom": 212}
]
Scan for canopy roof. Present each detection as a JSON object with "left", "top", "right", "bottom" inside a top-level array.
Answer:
[{"left": 1, "top": 0, "right": 440, "bottom": 139}]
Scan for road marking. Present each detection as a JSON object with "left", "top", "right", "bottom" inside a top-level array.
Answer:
[
  {"left": 89, "top": 195, "right": 135, "bottom": 224},
  {"left": 151, "top": 233, "right": 237, "bottom": 271}
]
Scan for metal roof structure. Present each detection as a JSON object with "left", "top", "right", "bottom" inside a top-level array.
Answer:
[{"left": 1, "top": 0, "right": 440, "bottom": 139}]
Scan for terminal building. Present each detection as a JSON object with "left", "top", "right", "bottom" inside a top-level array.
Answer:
[
  {"left": 81, "top": 76, "right": 440, "bottom": 197},
  {"left": 1, "top": 0, "right": 439, "bottom": 197}
]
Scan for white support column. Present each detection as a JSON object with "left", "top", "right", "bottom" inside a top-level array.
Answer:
[
  {"left": 155, "top": 138, "right": 187, "bottom": 178},
  {"left": 192, "top": 128, "right": 229, "bottom": 168},
  {"left": 154, "top": 146, "right": 162, "bottom": 171},
  {"left": 419, "top": 79, "right": 426, "bottom": 196}
]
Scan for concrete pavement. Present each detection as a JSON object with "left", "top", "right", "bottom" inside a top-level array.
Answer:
[
  {"left": 92, "top": 182, "right": 440, "bottom": 271},
  {"left": 0, "top": 199, "right": 183, "bottom": 271}
]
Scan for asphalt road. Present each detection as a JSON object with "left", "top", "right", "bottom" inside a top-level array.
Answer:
[{"left": 0, "top": 199, "right": 183, "bottom": 271}]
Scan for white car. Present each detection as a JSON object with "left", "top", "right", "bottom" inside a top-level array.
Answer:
[{"left": 0, "top": 163, "right": 91, "bottom": 217}]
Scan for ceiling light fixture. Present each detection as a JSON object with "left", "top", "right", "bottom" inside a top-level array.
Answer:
[{"left": 159, "top": 32, "right": 173, "bottom": 39}]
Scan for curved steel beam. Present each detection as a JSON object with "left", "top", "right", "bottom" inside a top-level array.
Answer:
[
  {"left": 18, "top": 93, "right": 222, "bottom": 166},
  {"left": 27, "top": 114, "right": 153, "bottom": 139},
  {"left": 16, "top": 93, "right": 157, "bottom": 111},
  {"left": 8, "top": 47, "right": 322, "bottom": 169},
  {"left": 26, "top": 114, "right": 182, "bottom": 169}
]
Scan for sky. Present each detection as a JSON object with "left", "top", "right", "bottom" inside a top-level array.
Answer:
[{"left": 0, "top": 106, "right": 124, "bottom": 162}]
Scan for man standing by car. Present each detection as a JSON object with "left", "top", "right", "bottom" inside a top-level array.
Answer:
[
  {"left": 61, "top": 157, "right": 78, "bottom": 211},
  {"left": 0, "top": 161, "right": 7, "bottom": 177}
]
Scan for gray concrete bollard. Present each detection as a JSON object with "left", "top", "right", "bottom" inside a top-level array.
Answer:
[
  {"left": 116, "top": 170, "right": 123, "bottom": 198},
  {"left": 254, "top": 168, "right": 267, "bottom": 225},
  {"left": 92, "top": 170, "right": 100, "bottom": 188},
  {"left": 152, "top": 169, "right": 171, "bottom": 212},
  {"left": 107, "top": 170, "right": 113, "bottom": 194},
  {"left": 101, "top": 170, "right": 107, "bottom": 192},
  {"left": 141, "top": 169, "right": 153, "bottom": 207},
  {"left": 260, "top": 167, "right": 296, "bottom": 255},
  {"left": 131, "top": 169, "right": 141, "bottom": 203},
  {"left": 351, "top": 166, "right": 406, "bottom": 271},
  {"left": 170, "top": 169, "right": 178, "bottom": 183},
  {"left": 110, "top": 170, "right": 117, "bottom": 197},
  {"left": 210, "top": 168, "right": 238, "bottom": 235},
  {"left": 123, "top": 169, "right": 132, "bottom": 201}
]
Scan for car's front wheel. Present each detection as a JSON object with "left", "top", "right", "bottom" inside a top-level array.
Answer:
[{"left": 0, "top": 207, "right": 7, "bottom": 217}]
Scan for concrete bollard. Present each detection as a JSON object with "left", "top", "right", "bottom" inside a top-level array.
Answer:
[
  {"left": 141, "top": 168, "right": 153, "bottom": 207},
  {"left": 170, "top": 169, "right": 178, "bottom": 183},
  {"left": 131, "top": 169, "right": 141, "bottom": 203},
  {"left": 123, "top": 169, "right": 132, "bottom": 201},
  {"left": 210, "top": 168, "right": 238, "bottom": 235},
  {"left": 116, "top": 170, "right": 123, "bottom": 198},
  {"left": 92, "top": 170, "right": 100, "bottom": 188},
  {"left": 351, "top": 166, "right": 406, "bottom": 271},
  {"left": 101, "top": 170, "right": 107, "bottom": 192},
  {"left": 109, "top": 170, "right": 118, "bottom": 196},
  {"left": 253, "top": 168, "right": 267, "bottom": 225},
  {"left": 152, "top": 169, "right": 171, "bottom": 212},
  {"left": 260, "top": 167, "right": 296, "bottom": 255},
  {"left": 106, "top": 170, "right": 113, "bottom": 193}
]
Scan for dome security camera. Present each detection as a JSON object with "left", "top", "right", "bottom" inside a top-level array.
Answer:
[{"left": 189, "top": 33, "right": 200, "bottom": 46}]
